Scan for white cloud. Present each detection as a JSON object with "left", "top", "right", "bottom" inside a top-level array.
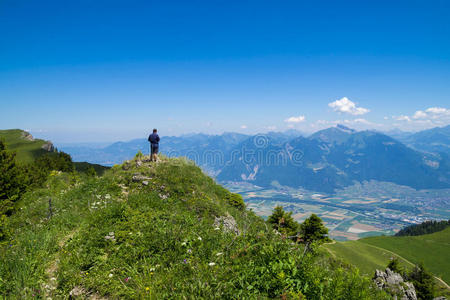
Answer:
[
  {"left": 328, "top": 97, "right": 369, "bottom": 115},
  {"left": 353, "top": 118, "right": 371, "bottom": 124},
  {"left": 395, "top": 115, "right": 411, "bottom": 122},
  {"left": 426, "top": 107, "right": 449, "bottom": 114},
  {"left": 240, "top": 125, "right": 247, "bottom": 129},
  {"left": 412, "top": 110, "right": 427, "bottom": 119},
  {"left": 401, "top": 107, "right": 450, "bottom": 122},
  {"left": 284, "top": 115, "right": 306, "bottom": 123},
  {"left": 265, "top": 126, "right": 277, "bottom": 131}
]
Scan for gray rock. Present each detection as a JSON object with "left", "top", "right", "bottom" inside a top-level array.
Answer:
[
  {"left": 132, "top": 174, "right": 151, "bottom": 182},
  {"left": 69, "top": 286, "right": 87, "bottom": 297},
  {"left": 21, "top": 131, "right": 34, "bottom": 141},
  {"left": 136, "top": 160, "right": 143, "bottom": 167},
  {"left": 41, "top": 141, "right": 55, "bottom": 152},
  {"left": 214, "top": 213, "right": 240, "bottom": 235},
  {"left": 373, "top": 268, "right": 417, "bottom": 300}
]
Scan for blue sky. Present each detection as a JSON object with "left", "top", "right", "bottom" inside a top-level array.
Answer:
[{"left": 1, "top": 0, "right": 449, "bottom": 142}]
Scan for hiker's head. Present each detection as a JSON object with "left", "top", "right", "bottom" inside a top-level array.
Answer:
[{"left": 153, "top": 129, "right": 157, "bottom": 133}]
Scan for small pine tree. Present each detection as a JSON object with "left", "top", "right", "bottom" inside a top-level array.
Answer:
[
  {"left": 0, "top": 140, "right": 24, "bottom": 215},
  {"left": 408, "top": 263, "right": 435, "bottom": 300},
  {"left": 267, "top": 206, "right": 299, "bottom": 238},
  {"left": 299, "top": 214, "right": 329, "bottom": 254},
  {"left": 0, "top": 140, "right": 26, "bottom": 241},
  {"left": 387, "top": 257, "right": 403, "bottom": 274},
  {"left": 86, "top": 166, "right": 97, "bottom": 177}
]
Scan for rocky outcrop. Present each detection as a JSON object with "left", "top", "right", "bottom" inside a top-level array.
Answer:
[
  {"left": 132, "top": 173, "right": 152, "bottom": 186},
  {"left": 21, "top": 131, "right": 34, "bottom": 141},
  {"left": 214, "top": 213, "right": 240, "bottom": 235},
  {"left": 41, "top": 141, "right": 55, "bottom": 152},
  {"left": 373, "top": 268, "right": 417, "bottom": 300}
]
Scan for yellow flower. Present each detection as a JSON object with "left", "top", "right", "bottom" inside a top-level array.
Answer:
[{"left": 145, "top": 287, "right": 150, "bottom": 291}]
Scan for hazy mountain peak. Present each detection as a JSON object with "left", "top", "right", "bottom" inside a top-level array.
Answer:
[{"left": 335, "top": 124, "right": 356, "bottom": 133}]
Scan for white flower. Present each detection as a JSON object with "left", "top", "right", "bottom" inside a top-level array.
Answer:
[
  {"left": 214, "top": 227, "right": 220, "bottom": 230},
  {"left": 216, "top": 252, "right": 223, "bottom": 256},
  {"left": 208, "top": 262, "right": 216, "bottom": 266},
  {"left": 197, "top": 237, "right": 202, "bottom": 241},
  {"left": 109, "top": 273, "right": 113, "bottom": 278},
  {"left": 149, "top": 268, "right": 155, "bottom": 272},
  {"left": 181, "top": 242, "right": 187, "bottom": 246},
  {"left": 105, "top": 194, "right": 111, "bottom": 199}
]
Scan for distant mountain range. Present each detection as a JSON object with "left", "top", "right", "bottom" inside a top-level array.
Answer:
[
  {"left": 397, "top": 125, "right": 450, "bottom": 155},
  {"left": 60, "top": 125, "right": 450, "bottom": 193}
]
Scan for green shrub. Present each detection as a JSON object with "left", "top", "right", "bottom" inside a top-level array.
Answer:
[
  {"left": 267, "top": 206, "right": 299, "bottom": 238},
  {"left": 408, "top": 263, "right": 435, "bottom": 300},
  {"left": 226, "top": 192, "right": 245, "bottom": 209}
]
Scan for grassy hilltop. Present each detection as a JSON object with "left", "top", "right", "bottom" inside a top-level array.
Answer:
[
  {"left": 0, "top": 154, "right": 388, "bottom": 299},
  {"left": 0, "top": 129, "right": 51, "bottom": 164},
  {"left": 0, "top": 129, "right": 109, "bottom": 175}
]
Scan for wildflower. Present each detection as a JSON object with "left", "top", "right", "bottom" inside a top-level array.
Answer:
[
  {"left": 149, "top": 267, "right": 155, "bottom": 272},
  {"left": 109, "top": 273, "right": 113, "bottom": 278},
  {"left": 105, "top": 194, "right": 111, "bottom": 199},
  {"left": 187, "top": 249, "right": 192, "bottom": 253},
  {"left": 146, "top": 287, "right": 150, "bottom": 291},
  {"left": 208, "top": 262, "right": 216, "bottom": 266},
  {"left": 216, "top": 252, "right": 223, "bottom": 256},
  {"left": 197, "top": 237, "right": 202, "bottom": 241},
  {"left": 181, "top": 242, "right": 187, "bottom": 246},
  {"left": 183, "top": 259, "right": 187, "bottom": 264},
  {"left": 124, "top": 277, "right": 131, "bottom": 283},
  {"left": 214, "top": 227, "right": 220, "bottom": 230}
]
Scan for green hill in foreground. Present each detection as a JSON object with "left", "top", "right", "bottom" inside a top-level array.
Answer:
[
  {"left": 325, "top": 228, "right": 450, "bottom": 296},
  {"left": 0, "top": 156, "right": 388, "bottom": 299}
]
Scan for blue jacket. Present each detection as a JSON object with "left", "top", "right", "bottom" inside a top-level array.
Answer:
[{"left": 148, "top": 133, "right": 160, "bottom": 145}]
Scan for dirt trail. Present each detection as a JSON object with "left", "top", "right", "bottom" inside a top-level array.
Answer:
[{"left": 43, "top": 229, "right": 78, "bottom": 298}]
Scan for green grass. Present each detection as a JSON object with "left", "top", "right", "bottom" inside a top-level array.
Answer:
[
  {"left": 325, "top": 241, "right": 411, "bottom": 277},
  {"left": 0, "top": 129, "right": 49, "bottom": 163},
  {"left": 74, "top": 161, "right": 110, "bottom": 176},
  {"left": 0, "top": 156, "right": 388, "bottom": 299},
  {"left": 325, "top": 228, "right": 450, "bottom": 297},
  {"left": 360, "top": 228, "right": 450, "bottom": 283}
]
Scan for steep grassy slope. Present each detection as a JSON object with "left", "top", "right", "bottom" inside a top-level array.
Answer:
[
  {"left": 0, "top": 156, "right": 387, "bottom": 299},
  {"left": 360, "top": 228, "right": 450, "bottom": 283},
  {"left": 325, "top": 228, "right": 450, "bottom": 297},
  {"left": 0, "top": 129, "right": 50, "bottom": 163}
]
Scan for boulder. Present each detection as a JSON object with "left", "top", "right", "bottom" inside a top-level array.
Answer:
[
  {"left": 214, "top": 213, "right": 240, "bottom": 235},
  {"left": 132, "top": 174, "right": 151, "bottom": 182},
  {"left": 373, "top": 268, "right": 417, "bottom": 300}
]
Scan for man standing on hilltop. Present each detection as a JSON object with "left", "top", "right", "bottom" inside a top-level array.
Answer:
[{"left": 148, "top": 129, "right": 160, "bottom": 162}]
